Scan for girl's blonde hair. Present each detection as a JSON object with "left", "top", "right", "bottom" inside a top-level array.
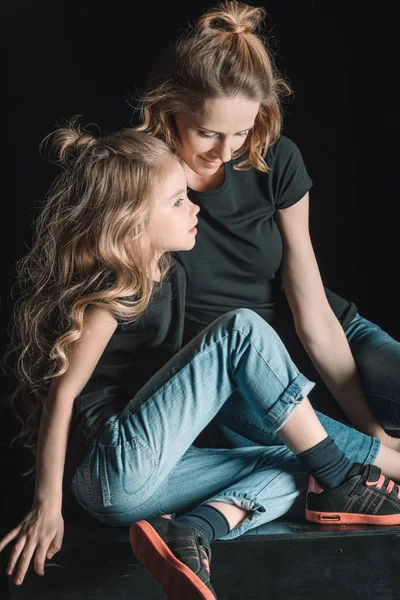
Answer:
[
  {"left": 137, "top": 0, "right": 292, "bottom": 172},
  {"left": 3, "top": 119, "right": 174, "bottom": 458}
]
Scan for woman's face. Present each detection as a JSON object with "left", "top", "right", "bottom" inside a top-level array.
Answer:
[{"left": 174, "top": 96, "right": 260, "bottom": 177}]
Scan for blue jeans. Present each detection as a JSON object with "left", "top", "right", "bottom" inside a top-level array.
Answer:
[
  {"left": 346, "top": 314, "right": 400, "bottom": 431},
  {"left": 71, "top": 309, "right": 380, "bottom": 539},
  {"left": 219, "top": 313, "right": 400, "bottom": 438},
  {"left": 204, "top": 312, "right": 400, "bottom": 467}
]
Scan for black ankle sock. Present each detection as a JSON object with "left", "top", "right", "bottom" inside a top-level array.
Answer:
[
  {"left": 297, "top": 436, "right": 353, "bottom": 489},
  {"left": 175, "top": 504, "right": 231, "bottom": 543}
]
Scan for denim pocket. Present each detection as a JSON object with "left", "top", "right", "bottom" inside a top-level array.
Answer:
[{"left": 99, "top": 437, "right": 159, "bottom": 508}]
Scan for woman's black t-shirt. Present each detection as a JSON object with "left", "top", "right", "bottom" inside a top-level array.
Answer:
[
  {"left": 178, "top": 135, "right": 357, "bottom": 343},
  {"left": 64, "top": 262, "right": 186, "bottom": 484}
]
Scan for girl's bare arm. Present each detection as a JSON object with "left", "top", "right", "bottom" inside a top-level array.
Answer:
[
  {"left": 34, "top": 307, "right": 118, "bottom": 504},
  {"left": 0, "top": 307, "right": 118, "bottom": 585}
]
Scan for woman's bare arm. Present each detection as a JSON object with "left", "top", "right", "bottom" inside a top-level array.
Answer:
[{"left": 276, "top": 193, "right": 390, "bottom": 442}]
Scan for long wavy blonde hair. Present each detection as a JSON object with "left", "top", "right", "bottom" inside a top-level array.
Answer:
[
  {"left": 137, "top": 0, "right": 292, "bottom": 172},
  {"left": 3, "top": 120, "right": 174, "bottom": 457}
]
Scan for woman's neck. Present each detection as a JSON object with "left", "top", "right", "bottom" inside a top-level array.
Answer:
[{"left": 185, "top": 163, "right": 225, "bottom": 193}]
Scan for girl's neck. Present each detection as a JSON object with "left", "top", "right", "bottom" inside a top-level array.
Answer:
[
  {"left": 152, "top": 267, "right": 161, "bottom": 283},
  {"left": 151, "top": 258, "right": 162, "bottom": 283}
]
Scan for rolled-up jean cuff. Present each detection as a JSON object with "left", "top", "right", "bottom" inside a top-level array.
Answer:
[
  {"left": 270, "top": 373, "right": 316, "bottom": 432},
  {"left": 365, "top": 436, "right": 381, "bottom": 465},
  {"left": 200, "top": 492, "right": 267, "bottom": 540}
]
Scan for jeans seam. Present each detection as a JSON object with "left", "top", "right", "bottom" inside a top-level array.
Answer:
[
  {"left": 120, "top": 332, "right": 234, "bottom": 422},
  {"left": 98, "top": 438, "right": 160, "bottom": 508},
  {"left": 232, "top": 327, "right": 296, "bottom": 389},
  {"left": 84, "top": 450, "right": 95, "bottom": 505},
  {"left": 86, "top": 457, "right": 184, "bottom": 520},
  {"left": 127, "top": 324, "right": 296, "bottom": 423}
]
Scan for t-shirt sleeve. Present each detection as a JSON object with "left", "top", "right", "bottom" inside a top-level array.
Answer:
[
  {"left": 85, "top": 272, "right": 138, "bottom": 323},
  {"left": 269, "top": 136, "right": 313, "bottom": 209}
]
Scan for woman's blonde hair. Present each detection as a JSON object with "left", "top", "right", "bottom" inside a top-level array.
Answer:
[
  {"left": 137, "top": 0, "right": 292, "bottom": 172},
  {"left": 3, "top": 119, "right": 174, "bottom": 458}
]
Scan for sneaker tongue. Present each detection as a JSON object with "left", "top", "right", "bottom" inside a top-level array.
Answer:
[
  {"left": 346, "top": 462, "right": 375, "bottom": 480},
  {"left": 363, "top": 463, "right": 383, "bottom": 482}
]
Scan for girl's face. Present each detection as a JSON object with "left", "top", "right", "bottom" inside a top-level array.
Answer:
[
  {"left": 174, "top": 96, "right": 260, "bottom": 178},
  {"left": 148, "top": 155, "right": 200, "bottom": 253}
]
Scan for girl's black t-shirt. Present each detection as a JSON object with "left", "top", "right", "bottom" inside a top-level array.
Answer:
[
  {"left": 178, "top": 135, "right": 357, "bottom": 343},
  {"left": 64, "top": 262, "right": 186, "bottom": 485}
]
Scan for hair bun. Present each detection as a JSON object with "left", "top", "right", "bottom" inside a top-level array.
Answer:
[
  {"left": 41, "top": 117, "right": 98, "bottom": 166},
  {"left": 197, "top": 1, "right": 265, "bottom": 36}
]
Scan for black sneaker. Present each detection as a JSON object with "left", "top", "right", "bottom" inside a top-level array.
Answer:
[
  {"left": 129, "top": 515, "right": 217, "bottom": 599},
  {"left": 306, "top": 463, "right": 400, "bottom": 525}
]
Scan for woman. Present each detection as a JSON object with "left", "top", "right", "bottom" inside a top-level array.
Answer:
[{"left": 137, "top": 0, "right": 400, "bottom": 452}]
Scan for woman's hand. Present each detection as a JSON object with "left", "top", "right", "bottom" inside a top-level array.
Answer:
[{"left": 0, "top": 502, "right": 64, "bottom": 585}]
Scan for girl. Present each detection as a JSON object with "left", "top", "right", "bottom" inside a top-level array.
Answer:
[
  {"left": 1, "top": 121, "right": 400, "bottom": 600},
  {"left": 137, "top": 0, "right": 400, "bottom": 454}
]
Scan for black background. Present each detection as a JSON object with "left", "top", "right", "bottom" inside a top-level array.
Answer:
[
  {"left": 3, "top": 0, "right": 399, "bottom": 370},
  {"left": 2, "top": 2, "right": 400, "bottom": 588}
]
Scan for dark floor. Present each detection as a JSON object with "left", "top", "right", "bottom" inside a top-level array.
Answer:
[
  {"left": 2, "top": 521, "right": 400, "bottom": 599},
  {"left": 2, "top": 438, "right": 400, "bottom": 599}
]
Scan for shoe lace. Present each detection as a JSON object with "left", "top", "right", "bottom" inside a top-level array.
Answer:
[{"left": 366, "top": 473, "right": 400, "bottom": 498}]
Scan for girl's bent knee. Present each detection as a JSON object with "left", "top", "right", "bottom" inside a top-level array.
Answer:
[
  {"left": 228, "top": 308, "right": 277, "bottom": 339},
  {"left": 227, "top": 308, "right": 270, "bottom": 330}
]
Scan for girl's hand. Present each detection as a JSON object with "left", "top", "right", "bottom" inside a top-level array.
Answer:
[{"left": 0, "top": 503, "right": 64, "bottom": 585}]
